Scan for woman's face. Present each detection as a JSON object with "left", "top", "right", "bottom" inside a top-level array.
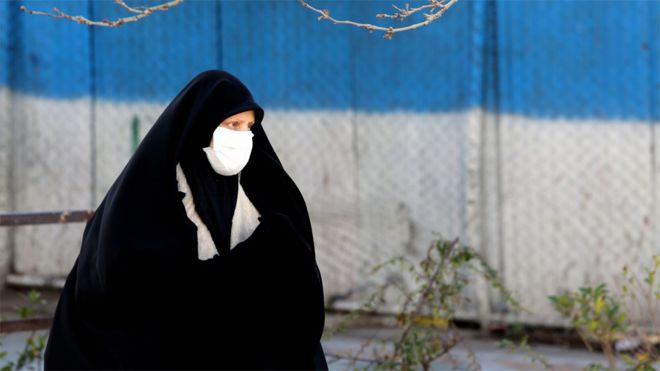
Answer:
[{"left": 209, "top": 110, "right": 255, "bottom": 147}]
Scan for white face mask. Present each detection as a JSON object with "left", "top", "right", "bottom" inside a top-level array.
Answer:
[{"left": 203, "top": 126, "right": 254, "bottom": 176}]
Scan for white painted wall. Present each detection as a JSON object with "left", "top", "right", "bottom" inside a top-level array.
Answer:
[
  {"left": 497, "top": 115, "right": 657, "bottom": 325},
  {"left": 8, "top": 94, "right": 92, "bottom": 278}
]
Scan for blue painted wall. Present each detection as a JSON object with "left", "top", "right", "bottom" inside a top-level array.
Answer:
[
  {"left": 1, "top": 0, "right": 658, "bottom": 120},
  {"left": 0, "top": 2, "right": 9, "bottom": 86},
  {"left": 91, "top": 0, "right": 221, "bottom": 103},
  {"left": 8, "top": 0, "right": 92, "bottom": 96},
  {"left": 496, "top": 0, "right": 659, "bottom": 121}
]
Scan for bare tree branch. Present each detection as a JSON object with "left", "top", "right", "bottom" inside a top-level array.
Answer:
[
  {"left": 298, "top": 0, "right": 459, "bottom": 40},
  {"left": 19, "top": 0, "right": 183, "bottom": 28}
]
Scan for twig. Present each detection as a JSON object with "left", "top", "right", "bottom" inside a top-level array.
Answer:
[
  {"left": 298, "top": 0, "right": 459, "bottom": 40},
  {"left": 19, "top": 0, "right": 183, "bottom": 28},
  {"left": 499, "top": 337, "right": 554, "bottom": 370},
  {"left": 377, "top": 0, "right": 446, "bottom": 21},
  {"left": 395, "top": 240, "right": 453, "bottom": 349}
]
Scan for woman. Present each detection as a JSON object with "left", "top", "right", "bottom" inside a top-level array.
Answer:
[{"left": 44, "top": 70, "right": 328, "bottom": 370}]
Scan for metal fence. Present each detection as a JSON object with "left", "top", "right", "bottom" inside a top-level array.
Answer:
[{"left": 0, "top": 0, "right": 657, "bottom": 326}]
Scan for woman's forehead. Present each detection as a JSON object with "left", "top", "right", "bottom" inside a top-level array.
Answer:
[{"left": 222, "top": 110, "right": 255, "bottom": 122}]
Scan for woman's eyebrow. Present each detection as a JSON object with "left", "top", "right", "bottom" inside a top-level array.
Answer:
[{"left": 222, "top": 119, "right": 255, "bottom": 127}]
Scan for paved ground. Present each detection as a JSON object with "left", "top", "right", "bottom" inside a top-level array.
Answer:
[
  {"left": 322, "top": 325, "right": 616, "bottom": 370},
  {"left": 0, "top": 287, "right": 620, "bottom": 370},
  {"left": 1, "top": 326, "right": 617, "bottom": 370}
]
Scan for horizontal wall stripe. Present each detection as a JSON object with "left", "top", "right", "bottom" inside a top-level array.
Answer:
[{"left": 0, "top": 0, "right": 657, "bottom": 121}]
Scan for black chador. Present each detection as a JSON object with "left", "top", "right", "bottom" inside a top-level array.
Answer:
[{"left": 44, "top": 70, "right": 328, "bottom": 370}]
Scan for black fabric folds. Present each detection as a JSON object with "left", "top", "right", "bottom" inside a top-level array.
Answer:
[{"left": 43, "top": 70, "right": 328, "bottom": 370}]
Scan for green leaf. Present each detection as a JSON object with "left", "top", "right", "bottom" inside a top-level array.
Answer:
[
  {"left": 28, "top": 289, "right": 40, "bottom": 303},
  {"left": 17, "top": 306, "right": 33, "bottom": 319}
]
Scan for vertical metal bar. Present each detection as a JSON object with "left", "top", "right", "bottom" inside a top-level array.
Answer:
[
  {"left": 648, "top": 0, "right": 660, "bottom": 252},
  {"left": 131, "top": 115, "right": 140, "bottom": 153},
  {"left": 6, "top": 0, "right": 23, "bottom": 279},
  {"left": 215, "top": 0, "right": 223, "bottom": 69},
  {"left": 469, "top": 0, "right": 490, "bottom": 330},
  {"left": 88, "top": 0, "right": 98, "bottom": 209}
]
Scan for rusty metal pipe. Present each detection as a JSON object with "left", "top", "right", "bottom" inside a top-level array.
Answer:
[
  {"left": 0, "top": 210, "right": 96, "bottom": 333},
  {"left": 0, "top": 210, "right": 95, "bottom": 226}
]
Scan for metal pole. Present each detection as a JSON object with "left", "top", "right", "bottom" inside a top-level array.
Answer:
[{"left": 0, "top": 210, "right": 95, "bottom": 226}]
